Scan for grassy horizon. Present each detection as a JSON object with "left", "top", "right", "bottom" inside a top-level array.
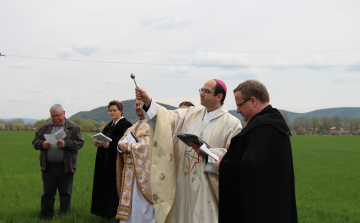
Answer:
[{"left": 0, "top": 131, "right": 359, "bottom": 222}]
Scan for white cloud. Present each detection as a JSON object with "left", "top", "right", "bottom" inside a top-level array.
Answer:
[
  {"left": 11, "top": 62, "right": 27, "bottom": 69},
  {"left": 220, "top": 71, "right": 258, "bottom": 81},
  {"left": 51, "top": 97, "right": 65, "bottom": 106},
  {"left": 57, "top": 48, "right": 76, "bottom": 59},
  {"left": 346, "top": 59, "right": 360, "bottom": 72},
  {"left": 105, "top": 78, "right": 117, "bottom": 85},
  {"left": 139, "top": 15, "right": 195, "bottom": 29},
  {"left": 331, "top": 73, "right": 360, "bottom": 83},
  {"left": 71, "top": 38, "right": 99, "bottom": 56},
  {"left": 158, "top": 66, "right": 190, "bottom": 77},
  {"left": 21, "top": 90, "right": 45, "bottom": 94},
  {"left": 1, "top": 0, "right": 360, "bottom": 118},
  {"left": 190, "top": 52, "right": 251, "bottom": 70}
]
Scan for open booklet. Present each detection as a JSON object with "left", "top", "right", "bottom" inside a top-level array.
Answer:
[
  {"left": 199, "top": 144, "right": 219, "bottom": 161},
  {"left": 173, "top": 132, "right": 210, "bottom": 148},
  {"left": 44, "top": 129, "right": 67, "bottom": 144},
  {"left": 173, "top": 132, "right": 219, "bottom": 160},
  {"left": 87, "top": 133, "right": 112, "bottom": 143},
  {"left": 117, "top": 132, "right": 139, "bottom": 153}
]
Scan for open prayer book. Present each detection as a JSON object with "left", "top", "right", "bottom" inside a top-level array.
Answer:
[
  {"left": 87, "top": 133, "right": 112, "bottom": 143},
  {"left": 173, "top": 132, "right": 210, "bottom": 148},
  {"left": 173, "top": 132, "right": 219, "bottom": 160},
  {"left": 44, "top": 129, "right": 67, "bottom": 144},
  {"left": 117, "top": 132, "right": 139, "bottom": 153}
]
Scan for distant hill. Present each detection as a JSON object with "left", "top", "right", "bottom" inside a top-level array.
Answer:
[
  {"left": 276, "top": 107, "right": 360, "bottom": 122},
  {"left": 69, "top": 99, "right": 177, "bottom": 124},
  {"left": 3, "top": 118, "right": 39, "bottom": 124},
  {"left": 228, "top": 107, "right": 360, "bottom": 125},
  {"left": 69, "top": 100, "right": 360, "bottom": 124}
]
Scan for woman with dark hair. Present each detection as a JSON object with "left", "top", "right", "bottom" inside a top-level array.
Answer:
[
  {"left": 91, "top": 100, "right": 132, "bottom": 219},
  {"left": 179, "top": 101, "right": 194, "bottom": 108}
]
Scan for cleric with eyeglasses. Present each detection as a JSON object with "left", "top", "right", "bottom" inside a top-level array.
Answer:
[{"left": 91, "top": 100, "right": 132, "bottom": 219}]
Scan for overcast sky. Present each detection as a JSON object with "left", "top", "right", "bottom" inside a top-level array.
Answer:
[{"left": 1, "top": 0, "right": 359, "bottom": 120}]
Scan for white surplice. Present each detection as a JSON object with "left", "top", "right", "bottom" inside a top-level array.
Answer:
[
  {"left": 119, "top": 180, "right": 157, "bottom": 223},
  {"left": 143, "top": 100, "right": 242, "bottom": 223}
]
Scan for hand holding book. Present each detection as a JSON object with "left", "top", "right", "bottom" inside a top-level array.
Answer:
[{"left": 174, "top": 132, "right": 218, "bottom": 160}]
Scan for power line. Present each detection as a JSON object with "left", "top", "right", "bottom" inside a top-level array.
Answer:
[
  {"left": 1, "top": 42, "right": 360, "bottom": 53},
  {"left": 7, "top": 54, "right": 360, "bottom": 68}
]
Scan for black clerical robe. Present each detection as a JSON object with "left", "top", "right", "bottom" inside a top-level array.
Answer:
[
  {"left": 91, "top": 118, "right": 132, "bottom": 218},
  {"left": 219, "top": 105, "right": 298, "bottom": 223}
]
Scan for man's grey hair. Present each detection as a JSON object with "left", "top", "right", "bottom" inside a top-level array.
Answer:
[{"left": 50, "top": 104, "right": 64, "bottom": 113}]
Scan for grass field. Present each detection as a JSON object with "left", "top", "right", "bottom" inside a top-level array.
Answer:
[{"left": 0, "top": 131, "right": 359, "bottom": 222}]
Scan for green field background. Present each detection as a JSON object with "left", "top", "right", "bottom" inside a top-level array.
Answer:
[{"left": 0, "top": 132, "right": 359, "bottom": 222}]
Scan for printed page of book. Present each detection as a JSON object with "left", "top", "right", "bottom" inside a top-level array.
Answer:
[
  {"left": 87, "top": 133, "right": 112, "bottom": 143},
  {"left": 44, "top": 134, "right": 58, "bottom": 144},
  {"left": 199, "top": 144, "right": 219, "bottom": 160},
  {"left": 54, "top": 129, "right": 66, "bottom": 141}
]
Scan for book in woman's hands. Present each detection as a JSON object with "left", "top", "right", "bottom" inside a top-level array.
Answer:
[
  {"left": 173, "top": 132, "right": 210, "bottom": 148},
  {"left": 87, "top": 133, "right": 112, "bottom": 143}
]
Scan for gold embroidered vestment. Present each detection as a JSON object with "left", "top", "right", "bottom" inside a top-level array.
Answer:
[{"left": 115, "top": 120, "right": 152, "bottom": 221}]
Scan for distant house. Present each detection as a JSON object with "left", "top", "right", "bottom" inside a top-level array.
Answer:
[
  {"left": 329, "top": 127, "right": 336, "bottom": 133},
  {"left": 308, "top": 127, "right": 319, "bottom": 133}
]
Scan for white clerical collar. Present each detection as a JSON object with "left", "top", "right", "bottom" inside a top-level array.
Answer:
[
  {"left": 203, "top": 108, "right": 218, "bottom": 123},
  {"left": 113, "top": 117, "right": 123, "bottom": 126}
]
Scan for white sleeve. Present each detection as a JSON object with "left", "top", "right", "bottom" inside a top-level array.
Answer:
[
  {"left": 203, "top": 156, "right": 217, "bottom": 173},
  {"left": 141, "top": 100, "right": 158, "bottom": 128},
  {"left": 117, "top": 144, "right": 123, "bottom": 153}
]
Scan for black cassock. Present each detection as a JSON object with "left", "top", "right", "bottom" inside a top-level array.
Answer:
[
  {"left": 91, "top": 118, "right": 132, "bottom": 218},
  {"left": 219, "top": 105, "right": 298, "bottom": 223}
]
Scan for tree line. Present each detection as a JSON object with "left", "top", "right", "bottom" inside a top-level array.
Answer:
[
  {"left": 2, "top": 115, "right": 360, "bottom": 135},
  {"left": 0, "top": 116, "right": 106, "bottom": 132},
  {"left": 281, "top": 113, "right": 360, "bottom": 135}
]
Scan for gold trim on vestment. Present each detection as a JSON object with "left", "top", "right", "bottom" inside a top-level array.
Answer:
[
  {"left": 115, "top": 120, "right": 152, "bottom": 220},
  {"left": 150, "top": 105, "right": 177, "bottom": 223}
]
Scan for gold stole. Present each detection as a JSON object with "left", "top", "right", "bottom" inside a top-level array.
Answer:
[
  {"left": 115, "top": 120, "right": 152, "bottom": 221},
  {"left": 150, "top": 105, "right": 177, "bottom": 223}
]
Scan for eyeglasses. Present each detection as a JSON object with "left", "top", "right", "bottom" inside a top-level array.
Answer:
[
  {"left": 134, "top": 104, "right": 141, "bottom": 108},
  {"left": 199, "top": 88, "right": 215, "bottom": 95},
  {"left": 236, "top": 97, "right": 251, "bottom": 109},
  {"left": 108, "top": 110, "right": 119, "bottom": 113},
  {"left": 51, "top": 114, "right": 63, "bottom": 119}
]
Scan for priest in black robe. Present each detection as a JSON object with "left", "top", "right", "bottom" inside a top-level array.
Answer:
[
  {"left": 216, "top": 80, "right": 298, "bottom": 223},
  {"left": 91, "top": 100, "right": 132, "bottom": 219}
]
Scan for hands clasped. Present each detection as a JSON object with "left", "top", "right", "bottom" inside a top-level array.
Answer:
[{"left": 118, "top": 142, "right": 129, "bottom": 152}]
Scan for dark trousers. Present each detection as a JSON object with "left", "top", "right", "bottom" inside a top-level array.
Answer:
[{"left": 41, "top": 164, "right": 74, "bottom": 219}]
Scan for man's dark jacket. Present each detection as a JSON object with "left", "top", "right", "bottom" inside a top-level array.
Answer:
[
  {"left": 32, "top": 118, "right": 84, "bottom": 173},
  {"left": 219, "top": 105, "right": 298, "bottom": 223}
]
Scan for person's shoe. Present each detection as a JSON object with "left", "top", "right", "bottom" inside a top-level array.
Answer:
[{"left": 41, "top": 216, "right": 53, "bottom": 221}]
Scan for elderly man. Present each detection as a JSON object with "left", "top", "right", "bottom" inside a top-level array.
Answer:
[
  {"left": 136, "top": 79, "right": 242, "bottom": 223},
  {"left": 115, "top": 99, "right": 156, "bottom": 223},
  {"left": 216, "top": 80, "right": 298, "bottom": 222},
  {"left": 32, "top": 104, "right": 84, "bottom": 220}
]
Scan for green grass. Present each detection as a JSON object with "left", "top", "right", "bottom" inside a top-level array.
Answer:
[
  {"left": 292, "top": 135, "right": 360, "bottom": 223},
  {"left": 0, "top": 131, "right": 115, "bottom": 223},
  {"left": 0, "top": 132, "right": 359, "bottom": 222}
]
